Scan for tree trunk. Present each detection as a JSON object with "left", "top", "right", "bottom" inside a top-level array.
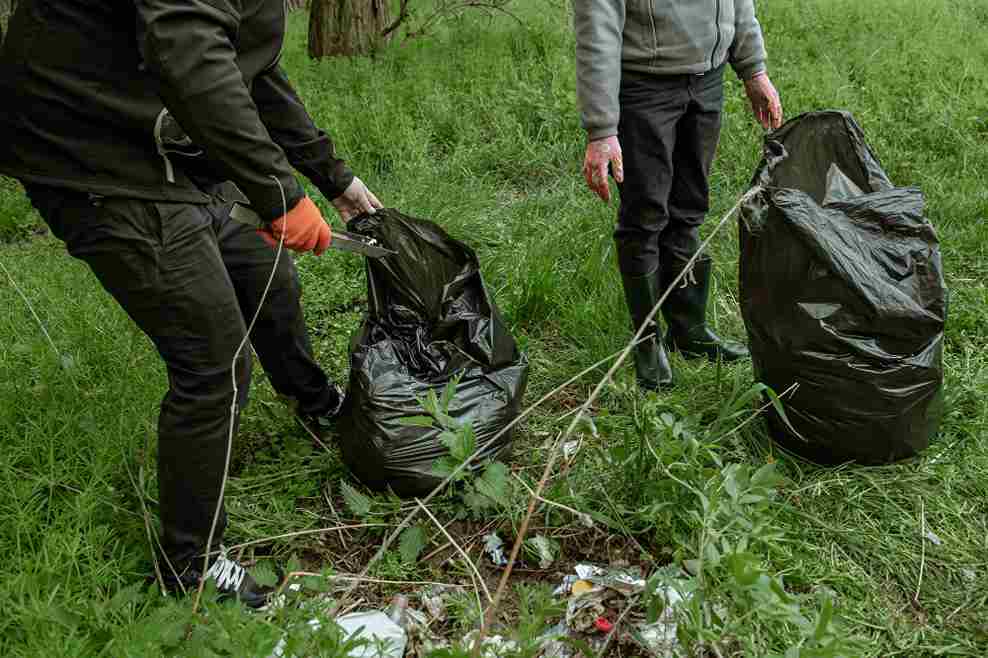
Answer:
[
  {"left": 308, "top": 0, "right": 392, "bottom": 58},
  {"left": 0, "top": 0, "right": 16, "bottom": 46}
]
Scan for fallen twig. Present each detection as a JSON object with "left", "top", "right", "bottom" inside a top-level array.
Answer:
[
  {"left": 415, "top": 498, "right": 492, "bottom": 604},
  {"left": 511, "top": 472, "right": 593, "bottom": 527},
  {"left": 598, "top": 594, "right": 640, "bottom": 657}
]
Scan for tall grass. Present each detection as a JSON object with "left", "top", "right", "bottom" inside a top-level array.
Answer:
[{"left": 0, "top": 0, "right": 985, "bottom": 655}]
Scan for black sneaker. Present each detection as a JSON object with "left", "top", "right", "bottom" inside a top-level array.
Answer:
[
  {"left": 162, "top": 548, "right": 272, "bottom": 610},
  {"left": 298, "top": 382, "right": 345, "bottom": 442}
]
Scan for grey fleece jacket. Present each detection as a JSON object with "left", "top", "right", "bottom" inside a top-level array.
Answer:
[{"left": 573, "top": 0, "right": 768, "bottom": 140}]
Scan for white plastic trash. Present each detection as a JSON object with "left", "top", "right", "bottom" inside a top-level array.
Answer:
[{"left": 336, "top": 611, "right": 407, "bottom": 658}]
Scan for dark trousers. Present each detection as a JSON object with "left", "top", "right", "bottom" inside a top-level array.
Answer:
[
  {"left": 24, "top": 182, "right": 335, "bottom": 567},
  {"left": 615, "top": 64, "right": 725, "bottom": 277}
]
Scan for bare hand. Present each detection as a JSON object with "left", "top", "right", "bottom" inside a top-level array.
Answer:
[
  {"left": 582, "top": 136, "right": 624, "bottom": 203},
  {"left": 744, "top": 72, "right": 783, "bottom": 131},
  {"left": 331, "top": 176, "right": 383, "bottom": 222}
]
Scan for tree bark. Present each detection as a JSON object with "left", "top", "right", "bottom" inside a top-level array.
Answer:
[
  {"left": 0, "top": 0, "right": 16, "bottom": 46},
  {"left": 308, "top": 0, "right": 392, "bottom": 58}
]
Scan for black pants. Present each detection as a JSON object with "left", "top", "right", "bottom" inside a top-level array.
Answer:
[
  {"left": 615, "top": 64, "right": 725, "bottom": 277},
  {"left": 24, "top": 182, "right": 336, "bottom": 567}
]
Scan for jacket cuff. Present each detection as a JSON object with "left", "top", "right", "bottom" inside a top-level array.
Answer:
[
  {"left": 587, "top": 126, "right": 619, "bottom": 141},
  {"left": 316, "top": 160, "right": 355, "bottom": 200},
  {"left": 733, "top": 60, "right": 767, "bottom": 81},
  {"left": 246, "top": 174, "right": 306, "bottom": 224}
]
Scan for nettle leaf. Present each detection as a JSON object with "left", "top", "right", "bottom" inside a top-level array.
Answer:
[
  {"left": 431, "top": 456, "right": 458, "bottom": 479},
  {"left": 457, "top": 424, "right": 477, "bottom": 462},
  {"left": 341, "top": 481, "right": 373, "bottom": 518},
  {"left": 252, "top": 561, "right": 278, "bottom": 588},
  {"left": 474, "top": 462, "right": 509, "bottom": 502},
  {"left": 464, "top": 489, "right": 493, "bottom": 513},
  {"left": 440, "top": 374, "right": 461, "bottom": 412},
  {"left": 439, "top": 430, "right": 461, "bottom": 452},
  {"left": 286, "top": 554, "right": 303, "bottom": 576},
  {"left": 302, "top": 574, "right": 330, "bottom": 593},
  {"left": 400, "top": 415, "right": 436, "bottom": 428},
  {"left": 399, "top": 525, "right": 428, "bottom": 565}
]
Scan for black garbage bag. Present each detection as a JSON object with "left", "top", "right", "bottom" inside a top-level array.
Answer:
[
  {"left": 739, "top": 110, "right": 947, "bottom": 465},
  {"left": 337, "top": 209, "right": 529, "bottom": 497}
]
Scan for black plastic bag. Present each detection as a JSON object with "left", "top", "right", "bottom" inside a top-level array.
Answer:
[
  {"left": 739, "top": 110, "right": 947, "bottom": 465},
  {"left": 337, "top": 209, "right": 529, "bottom": 497}
]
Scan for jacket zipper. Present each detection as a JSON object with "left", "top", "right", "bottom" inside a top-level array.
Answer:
[{"left": 711, "top": 0, "right": 722, "bottom": 71}]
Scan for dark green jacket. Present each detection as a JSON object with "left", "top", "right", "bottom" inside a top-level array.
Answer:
[{"left": 0, "top": 0, "right": 353, "bottom": 222}]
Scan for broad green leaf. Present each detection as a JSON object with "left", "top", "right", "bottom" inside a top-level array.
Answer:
[
  {"left": 341, "top": 481, "right": 373, "bottom": 518},
  {"left": 474, "top": 462, "right": 509, "bottom": 502},
  {"left": 400, "top": 415, "right": 436, "bottom": 428},
  {"left": 399, "top": 525, "right": 428, "bottom": 565},
  {"left": 814, "top": 595, "right": 835, "bottom": 642},
  {"left": 252, "top": 561, "right": 278, "bottom": 588}
]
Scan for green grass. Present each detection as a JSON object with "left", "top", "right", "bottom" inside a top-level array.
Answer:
[{"left": 1, "top": 0, "right": 986, "bottom": 655}]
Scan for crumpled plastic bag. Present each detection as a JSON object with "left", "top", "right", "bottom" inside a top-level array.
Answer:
[
  {"left": 739, "top": 110, "right": 947, "bottom": 464},
  {"left": 338, "top": 209, "right": 529, "bottom": 497}
]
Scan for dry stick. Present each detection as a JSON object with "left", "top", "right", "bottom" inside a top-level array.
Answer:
[
  {"left": 324, "top": 333, "right": 658, "bottom": 617},
  {"left": 123, "top": 436, "right": 187, "bottom": 595},
  {"left": 415, "top": 498, "right": 493, "bottom": 604},
  {"left": 216, "top": 523, "right": 388, "bottom": 554},
  {"left": 1, "top": 257, "right": 79, "bottom": 391},
  {"left": 1, "top": 258, "right": 63, "bottom": 362},
  {"left": 330, "top": 574, "right": 464, "bottom": 589},
  {"left": 472, "top": 186, "right": 763, "bottom": 653},
  {"left": 597, "top": 594, "right": 640, "bottom": 657},
  {"left": 915, "top": 496, "right": 926, "bottom": 604},
  {"left": 122, "top": 448, "right": 168, "bottom": 596},
  {"left": 511, "top": 472, "right": 593, "bottom": 527}
]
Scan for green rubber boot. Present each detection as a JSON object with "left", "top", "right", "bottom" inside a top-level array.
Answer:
[
  {"left": 661, "top": 255, "right": 749, "bottom": 362},
  {"left": 620, "top": 269, "right": 674, "bottom": 390}
]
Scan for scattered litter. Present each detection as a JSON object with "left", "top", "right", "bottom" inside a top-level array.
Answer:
[
  {"left": 562, "top": 440, "right": 580, "bottom": 460},
  {"left": 267, "top": 596, "right": 409, "bottom": 658},
  {"left": 483, "top": 532, "right": 509, "bottom": 567},
  {"left": 537, "top": 623, "right": 572, "bottom": 658},
  {"left": 961, "top": 569, "right": 977, "bottom": 584},
  {"left": 594, "top": 617, "right": 614, "bottom": 633},
  {"left": 566, "top": 587, "right": 609, "bottom": 633},
  {"left": 924, "top": 530, "right": 943, "bottom": 546},
  {"left": 571, "top": 580, "right": 595, "bottom": 596},
  {"left": 335, "top": 610, "right": 407, "bottom": 658},
  {"left": 459, "top": 631, "right": 518, "bottom": 658},
  {"left": 419, "top": 585, "right": 451, "bottom": 622},
  {"left": 631, "top": 583, "right": 689, "bottom": 656}
]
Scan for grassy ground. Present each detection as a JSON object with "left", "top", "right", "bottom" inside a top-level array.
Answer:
[{"left": 1, "top": 0, "right": 986, "bottom": 655}]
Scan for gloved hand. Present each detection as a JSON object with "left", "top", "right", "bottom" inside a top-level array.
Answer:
[
  {"left": 744, "top": 71, "right": 784, "bottom": 130},
  {"left": 582, "top": 135, "right": 624, "bottom": 202},
  {"left": 331, "top": 176, "right": 383, "bottom": 222},
  {"left": 257, "top": 196, "right": 332, "bottom": 256}
]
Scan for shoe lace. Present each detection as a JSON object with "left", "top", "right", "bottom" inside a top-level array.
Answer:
[{"left": 205, "top": 548, "right": 246, "bottom": 593}]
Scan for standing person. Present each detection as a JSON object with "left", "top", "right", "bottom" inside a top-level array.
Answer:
[
  {"left": 573, "top": 0, "right": 783, "bottom": 390},
  {"left": 0, "top": 0, "right": 383, "bottom": 607}
]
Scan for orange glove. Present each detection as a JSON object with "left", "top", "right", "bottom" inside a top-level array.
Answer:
[{"left": 256, "top": 196, "right": 332, "bottom": 256}]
